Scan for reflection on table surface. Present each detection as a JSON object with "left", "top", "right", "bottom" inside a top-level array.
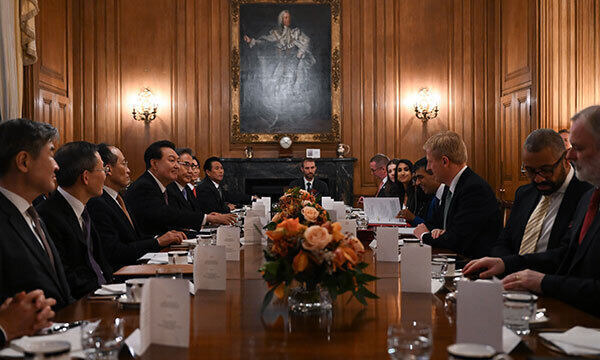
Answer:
[{"left": 55, "top": 246, "right": 600, "bottom": 359}]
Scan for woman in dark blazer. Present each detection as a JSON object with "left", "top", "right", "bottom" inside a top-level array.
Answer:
[{"left": 395, "top": 159, "right": 431, "bottom": 221}]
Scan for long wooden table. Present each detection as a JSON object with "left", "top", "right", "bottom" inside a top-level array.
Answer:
[{"left": 55, "top": 246, "right": 600, "bottom": 359}]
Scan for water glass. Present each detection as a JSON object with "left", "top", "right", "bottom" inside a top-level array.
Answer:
[
  {"left": 81, "top": 318, "right": 124, "bottom": 360},
  {"left": 387, "top": 321, "right": 432, "bottom": 360},
  {"left": 503, "top": 292, "right": 537, "bottom": 335}
]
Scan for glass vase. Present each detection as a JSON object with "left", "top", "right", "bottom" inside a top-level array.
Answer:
[{"left": 287, "top": 284, "right": 333, "bottom": 313}]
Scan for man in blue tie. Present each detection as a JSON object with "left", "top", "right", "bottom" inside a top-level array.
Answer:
[
  {"left": 166, "top": 148, "right": 199, "bottom": 212},
  {"left": 398, "top": 157, "right": 444, "bottom": 227}
]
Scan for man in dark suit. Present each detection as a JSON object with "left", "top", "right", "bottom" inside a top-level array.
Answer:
[
  {"left": 0, "top": 118, "right": 72, "bottom": 310},
  {"left": 414, "top": 131, "right": 502, "bottom": 258},
  {"left": 398, "top": 157, "right": 442, "bottom": 227},
  {"left": 368, "top": 154, "right": 390, "bottom": 197},
  {"left": 166, "top": 148, "right": 200, "bottom": 212},
  {"left": 37, "top": 142, "right": 114, "bottom": 300},
  {"left": 464, "top": 106, "right": 600, "bottom": 316},
  {"left": 125, "top": 141, "right": 236, "bottom": 238},
  {"left": 87, "top": 144, "right": 185, "bottom": 272},
  {"left": 0, "top": 290, "right": 56, "bottom": 347},
  {"left": 196, "top": 156, "right": 252, "bottom": 214},
  {"left": 492, "top": 129, "right": 591, "bottom": 256},
  {"left": 289, "top": 158, "right": 329, "bottom": 198}
]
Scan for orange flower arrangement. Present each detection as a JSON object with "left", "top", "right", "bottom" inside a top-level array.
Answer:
[{"left": 260, "top": 187, "right": 378, "bottom": 311}]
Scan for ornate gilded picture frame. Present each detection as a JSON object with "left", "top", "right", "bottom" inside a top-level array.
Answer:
[{"left": 230, "top": 0, "right": 341, "bottom": 143}]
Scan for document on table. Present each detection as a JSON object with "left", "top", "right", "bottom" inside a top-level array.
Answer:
[
  {"left": 363, "top": 197, "right": 405, "bottom": 225},
  {"left": 193, "top": 245, "right": 226, "bottom": 291},
  {"left": 140, "top": 278, "right": 190, "bottom": 354}
]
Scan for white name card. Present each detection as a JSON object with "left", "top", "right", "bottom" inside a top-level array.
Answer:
[
  {"left": 243, "top": 217, "right": 264, "bottom": 245},
  {"left": 193, "top": 245, "right": 226, "bottom": 291},
  {"left": 333, "top": 201, "right": 346, "bottom": 220},
  {"left": 217, "top": 226, "right": 241, "bottom": 261},
  {"left": 140, "top": 278, "right": 190, "bottom": 353},
  {"left": 338, "top": 219, "right": 357, "bottom": 237},
  {"left": 245, "top": 209, "right": 264, "bottom": 218},
  {"left": 457, "top": 279, "right": 504, "bottom": 351},
  {"left": 400, "top": 244, "right": 431, "bottom": 293},
  {"left": 321, "top": 197, "right": 334, "bottom": 209},
  {"left": 257, "top": 197, "right": 271, "bottom": 216},
  {"left": 376, "top": 227, "right": 398, "bottom": 262}
]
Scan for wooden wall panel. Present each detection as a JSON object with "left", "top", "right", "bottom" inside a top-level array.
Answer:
[
  {"left": 499, "top": 90, "right": 532, "bottom": 199},
  {"left": 26, "top": 0, "right": 73, "bottom": 146},
  {"left": 66, "top": 0, "right": 496, "bottom": 196},
  {"left": 500, "top": 0, "right": 535, "bottom": 94},
  {"left": 539, "top": 0, "right": 600, "bottom": 130}
]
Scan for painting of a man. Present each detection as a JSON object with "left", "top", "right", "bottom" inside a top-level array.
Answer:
[{"left": 239, "top": 4, "right": 331, "bottom": 134}]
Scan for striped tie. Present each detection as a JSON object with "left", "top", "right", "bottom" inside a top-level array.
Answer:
[{"left": 519, "top": 195, "right": 551, "bottom": 255}]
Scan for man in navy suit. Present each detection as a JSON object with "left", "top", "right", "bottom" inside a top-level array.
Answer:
[
  {"left": 492, "top": 129, "right": 591, "bottom": 256},
  {"left": 413, "top": 131, "right": 502, "bottom": 258},
  {"left": 125, "top": 141, "right": 236, "bottom": 238},
  {"left": 398, "top": 157, "right": 442, "bottom": 227},
  {"left": 37, "top": 142, "right": 114, "bottom": 299},
  {"left": 0, "top": 118, "right": 72, "bottom": 309},
  {"left": 196, "top": 156, "right": 252, "bottom": 214},
  {"left": 464, "top": 106, "right": 600, "bottom": 316},
  {"left": 166, "top": 148, "right": 200, "bottom": 213},
  {"left": 87, "top": 144, "right": 185, "bottom": 272}
]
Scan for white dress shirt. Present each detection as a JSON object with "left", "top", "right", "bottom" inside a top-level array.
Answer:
[
  {"left": 303, "top": 177, "right": 314, "bottom": 190},
  {"left": 147, "top": 170, "right": 167, "bottom": 194},
  {"left": 448, "top": 165, "right": 468, "bottom": 195},
  {"left": 103, "top": 185, "right": 120, "bottom": 206},
  {"left": 534, "top": 167, "right": 575, "bottom": 252},
  {"left": 0, "top": 186, "right": 44, "bottom": 248}
]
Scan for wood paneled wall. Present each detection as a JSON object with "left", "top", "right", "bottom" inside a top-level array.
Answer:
[
  {"left": 28, "top": 0, "right": 599, "bottom": 199},
  {"left": 23, "top": 0, "right": 74, "bottom": 146},
  {"left": 538, "top": 0, "right": 600, "bottom": 130},
  {"left": 65, "top": 0, "right": 498, "bottom": 196}
]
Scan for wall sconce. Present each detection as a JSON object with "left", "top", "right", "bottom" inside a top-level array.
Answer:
[
  {"left": 413, "top": 87, "right": 439, "bottom": 122},
  {"left": 132, "top": 88, "right": 158, "bottom": 124}
]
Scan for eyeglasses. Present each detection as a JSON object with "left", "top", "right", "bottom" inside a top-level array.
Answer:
[
  {"left": 89, "top": 166, "right": 110, "bottom": 174},
  {"left": 370, "top": 166, "right": 384, "bottom": 173},
  {"left": 178, "top": 161, "right": 193, "bottom": 169},
  {"left": 119, "top": 160, "right": 129, "bottom": 167},
  {"left": 523, "top": 152, "right": 565, "bottom": 178}
]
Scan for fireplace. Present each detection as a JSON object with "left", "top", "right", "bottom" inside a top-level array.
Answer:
[{"left": 219, "top": 158, "right": 355, "bottom": 205}]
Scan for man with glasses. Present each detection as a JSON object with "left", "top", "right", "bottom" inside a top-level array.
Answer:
[
  {"left": 166, "top": 148, "right": 201, "bottom": 212},
  {"left": 37, "top": 142, "right": 114, "bottom": 300},
  {"left": 464, "top": 106, "right": 600, "bottom": 317},
  {"left": 492, "top": 129, "right": 591, "bottom": 256},
  {"left": 369, "top": 154, "right": 389, "bottom": 197},
  {"left": 87, "top": 144, "right": 186, "bottom": 272}
]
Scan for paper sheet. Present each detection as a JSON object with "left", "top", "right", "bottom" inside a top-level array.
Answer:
[
  {"left": 364, "top": 197, "right": 405, "bottom": 225},
  {"left": 217, "top": 226, "right": 241, "bottom": 261},
  {"left": 193, "top": 245, "right": 226, "bottom": 291}
]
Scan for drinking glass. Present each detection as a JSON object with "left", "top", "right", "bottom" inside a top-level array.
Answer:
[
  {"left": 387, "top": 321, "right": 432, "bottom": 360},
  {"left": 80, "top": 318, "right": 124, "bottom": 360},
  {"left": 503, "top": 292, "right": 537, "bottom": 335}
]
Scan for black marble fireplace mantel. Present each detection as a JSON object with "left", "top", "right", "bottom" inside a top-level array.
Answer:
[{"left": 219, "top": 158, "right": 356, "bottom": 205}]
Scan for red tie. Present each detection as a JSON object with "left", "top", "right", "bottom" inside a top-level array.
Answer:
[{"left": 579, "top": 189, "right": 600, "bottom": 244}]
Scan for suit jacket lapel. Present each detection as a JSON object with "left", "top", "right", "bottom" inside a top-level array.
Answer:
[
  {"left": 102, "top": 191, "right": 136, "bottom": 234},
  {"left": 569, "top": 212, "right": 600, "bottom": 271},
  {"left": 54, "top": 192, "right": 87, "bottom": 246},
  {"left": 447, "top": 168, "right": 472, "bottom": 219},
  {"left": 0, "top": 195, "right": 62, "bottom": 290}
]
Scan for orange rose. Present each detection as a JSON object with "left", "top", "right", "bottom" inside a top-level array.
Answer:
[
  {"left": 331, "top": 222, "right": 345, "bottom": 241},
  {"left": 278, "top": 218, "right": 305, "bottom": 236},
  {"left": 266, "top": 227, "right": 285, "bottom": 241},
  {"left": 292, "top": 251, "right": 309, "bottom": 273},
  {"left": 302, "top": 225, "right": 332, "bottom": 251},
  {"left": 273, "top": 283, "right": 285, "bottom": 299},
  {"left": 301, "top": 206, "right": 320, "bottom": 223}
]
